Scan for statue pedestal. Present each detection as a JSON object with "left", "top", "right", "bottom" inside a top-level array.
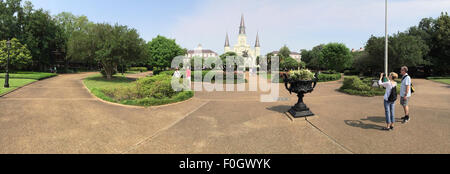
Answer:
[{"left": 288, "top": 94, "right": 315, "bottom": 118}]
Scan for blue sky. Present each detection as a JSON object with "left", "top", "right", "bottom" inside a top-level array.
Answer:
[{"left": 28, "top": 0, "right": 449, "bottom": 55}]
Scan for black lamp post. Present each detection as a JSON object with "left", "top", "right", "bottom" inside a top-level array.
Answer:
[{"left": 4, "top": 39, "right": 11, "bottom": 88}]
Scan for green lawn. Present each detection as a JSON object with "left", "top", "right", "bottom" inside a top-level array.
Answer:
[
  {"left": 427, "top": 77, "right": 450, "bottom": 85},
  {"left": 83, "top": 74, "right": 136, "bottom": 103},
  {"left": 0, "top": 71, "right": 57, "bottom": 96},
  {"left": 0, "top": 71, "right": 57, "bottom": 80},
  {"left": 0, "top": 78, "right": 37, "bottom": 95}
]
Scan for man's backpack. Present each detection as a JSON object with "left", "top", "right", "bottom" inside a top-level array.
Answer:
[
  {"left": 402, "top": 75, "right": 415, "bottom": 94},
  {"left": 388, "top": 86, "right": 398, "bottom": 102}
]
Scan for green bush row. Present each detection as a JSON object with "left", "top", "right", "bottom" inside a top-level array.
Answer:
[
  {"left": 339, "top": 76, "right": 388, "bottom": 97},
  {"left": 129, "top": 67, "right": 148, "bottom": 72},
  {"left": 156, "top": 70, "right": 246, "bottom": 83},
  {"left": 317, "top": 73, "right": 341, "bottom": 82},
  {"left": 269, "top": 72, "right": 340, "bottom": 83},
  {"left": 427, "top": 76, "right": 450, "bottom": 80}
]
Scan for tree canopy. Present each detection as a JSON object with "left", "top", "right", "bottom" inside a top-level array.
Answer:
[
  {"left": 408, "top": 12, "right": 450, "bottom": 75},
  {"left": 353, "top": 33, "right": 429, "bottom": 76},
  {"left": 0, "top": 38, "right": 32, "bottom": 70},
  {"left": 321, "top": 43, "right": 353, "bottom": 72},
  {"left": 147, "top": 35, "right": 186, "bottom": 70},
  {"left": 278, "top": 45, "right": 291, "bottom": 61},
  {"left": 280, "top": 57, "right": 300, "bottom": 71},
  {"left": 90, "top": 23, "right": 147, "bottom": 79}
]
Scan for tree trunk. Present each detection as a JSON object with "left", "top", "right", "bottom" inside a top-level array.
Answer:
[{"left": 101, "top": 62, "right": 115, "bottom": 80}]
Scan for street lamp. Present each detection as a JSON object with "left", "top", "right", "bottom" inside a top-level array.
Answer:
[
  {"left": 4, "top": 39, "right": 11, "bottom": 88},
  {"left": 384, "top": 0, "right": 389, "bottom": 82}
]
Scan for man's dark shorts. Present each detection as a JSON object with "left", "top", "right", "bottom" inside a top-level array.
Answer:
[{"left": 400, "top": 97, "right": 410, "bottom": 106}]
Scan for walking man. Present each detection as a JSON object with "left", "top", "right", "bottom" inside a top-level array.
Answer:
[{"left": 400, "top": 66, "right": 412, "bottom": 123}]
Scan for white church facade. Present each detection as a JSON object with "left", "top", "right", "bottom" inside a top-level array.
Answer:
[{"left": 224, "top": 14, "right": 261, "bottom": 68}]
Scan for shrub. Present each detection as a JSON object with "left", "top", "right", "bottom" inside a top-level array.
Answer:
[
  {"left": 280, "top": 57, "right": 300, "bottom": 70},
  {"left": 126, "top": 91, "right": 194, "bottom": 106},
  {"left": 159, "top": 70, "right": 175, "bottom": 76},
  {"left": 318, "top": 73, "right": 341, "bottom": 82},
  {"left": 102, "top": 86, "right": 138, "bottom": 101},
  {"left": 136, "top": 74, "right": 178, "bottom": 99},
  {"left": 129, "top": 67, "right": 147, "bottom": 72},
  {"left": 344, "top": 70, "right": 360, "bottom": 76},
  {"left": 341, "top": 76, "right": 371, "bottom": 91},
  {"left": 339, "top": 76, "right": 385, "bottom": 97},
  {"left": 321, "top": 70, "right": 337, "bottom": 74}
]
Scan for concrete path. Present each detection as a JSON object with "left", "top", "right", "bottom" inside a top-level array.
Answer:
[{"left": 0, "top": 72, "right": 448, "bottom": 154}]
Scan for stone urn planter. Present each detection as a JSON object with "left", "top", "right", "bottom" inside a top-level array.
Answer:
[{"left": 283, "top": 71, "right": 318, "bottom": 118}]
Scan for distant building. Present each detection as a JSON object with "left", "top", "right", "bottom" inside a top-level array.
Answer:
[
  {"left": 186, "top": 44, "right": 218, "bottom": 58},
  {"left": 351, "top": 47, "right": 365, "bottom": 53},
  {"left": 224, "top": 14, "right": 261, "bottom": 68},
  {"left": 271, "top": 51, "right": 302, "bottom": 62}
]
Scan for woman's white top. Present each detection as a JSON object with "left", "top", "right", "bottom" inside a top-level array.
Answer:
[
  {"left": 378, "top": 80, "right": 397, "bottom": 101},
  {"left": 173, "top": 71, "right": 181, "bottom": 78}
]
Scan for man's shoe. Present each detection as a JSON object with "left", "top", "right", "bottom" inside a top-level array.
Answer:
[
  {"left": 390, "top": 126, "right": 394, "bottom": 130},
  {"left": 403, "top": 117, "right": 410, "bottom": 124},
  {"left": 383, "top": 127, "right": 391, "bottom": 131}
]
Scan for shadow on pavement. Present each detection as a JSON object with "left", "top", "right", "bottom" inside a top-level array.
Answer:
[
  {"left": 344, "top": 120, "right": 386, "bottom": 131},
  {"left": 362, "top": 116, "right": 402, "bottom": 123},
  {"left": 267, "top": 105, "right": 291, "bottom": 113},
  {"left": 361, "top": 116, "right": 386, "bottom": 123}
]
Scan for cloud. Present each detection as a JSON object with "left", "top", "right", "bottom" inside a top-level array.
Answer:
[{"left": 170, "top": 0, "right": 449, "bottom": 54}]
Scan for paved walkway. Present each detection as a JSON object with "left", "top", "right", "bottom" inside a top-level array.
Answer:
[{"left": 0, "top": 72, "right": 448, "bottom": 154}]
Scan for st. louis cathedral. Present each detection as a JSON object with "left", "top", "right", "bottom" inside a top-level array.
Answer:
[{"left": 224, "top": 14, "right": 261, "bottom": 68}]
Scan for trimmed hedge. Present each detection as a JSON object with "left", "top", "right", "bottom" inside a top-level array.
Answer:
[
  {"left": 156, "top": 70, "right": 247, "bottom": 84},
  {"left": 339, "top": 76, "right": 392, "bottom": 97},
  {"left": 268, "top": 72, "right": 341, "bottom": 83},
  {"left": 317, "top": 73, "right": 341, "bottom": 82},
  {"left": 129, "top": 67, "right": 147, "bottom": 72},
  {"left": 344, "top": 70, "right": 361, "bottom": 76}
]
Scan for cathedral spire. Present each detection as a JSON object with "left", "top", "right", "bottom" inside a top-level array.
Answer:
[
  {"left": 239, "top": 14, "right": 246, "bottom": 35},
  {"left": 255, "top": 32, "right": 260, "bottom": 47},
  {"left": 225, "top": 33, "right": 230, "bottom": 47}
]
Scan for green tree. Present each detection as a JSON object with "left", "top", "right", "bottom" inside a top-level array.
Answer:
[
  {"left": 21, "top": 3, "right": 65, "bottom": 71},
  {"left": 430, "top": 12, "right": 450, "bottom": 74},
  {"left": 278, "top": 45, "right": 291, "bottom": 62},
  {"left": 280, "top": 57, "right": 300, "bottom": 71},
  {"left": 147, "top": 35, "right": 186, "bottom": 70},
  {"left": 190, "top": 56, "right": 204, "bottom": 70},
  {"left": 356, "top": 33, "right": 429, "bottom": 75},
  {"left": 54, "top": 12, "right": 92, "bottom": 72},
  {"left": 205, "top": 56, "right": 221, "bottom": 69},
  {"left": 219, "top": 51, "right": 241, "bottom": 70},
  {"left": 261, "top": 52, "right": 275, "bottom": 71},
  {"left": 321, "top": 43, "right": 353, "bottom": 72},
  {"left": 302, "top": 44, "right": 325, "bottom": 70},
  {"left": 0, "top": 0, "right": 23, "bottom": 40},
  {"left": 0, "top": 38, "right": 32, "bottom": 70},
  {"left": 91, "top": 23, "right": 147, "bottom": 79}
]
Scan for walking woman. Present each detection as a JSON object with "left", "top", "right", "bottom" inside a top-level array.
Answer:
[{"left": 378, "top": 72, "right": 399, "bottom": 131}]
